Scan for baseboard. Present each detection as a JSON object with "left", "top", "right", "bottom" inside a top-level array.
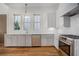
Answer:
[{"left": 4, "top": 46, "right": 55, "bottom": 48}]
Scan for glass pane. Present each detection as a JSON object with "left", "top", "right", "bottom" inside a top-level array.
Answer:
[
  {"left": 14, "top": 16, "right": 21, "bottom": 30},
  {"left": 24, "top": 16, "right": 31, "bottom": 22},
  {"left": 34, "top": 15, "right": 40, "bottom": 22},
  {"left": 24, "top": 23, "right": 31, "bottom": 32},
  {"left": 34, "top": 23, "right": 40, "bottom": 32}
]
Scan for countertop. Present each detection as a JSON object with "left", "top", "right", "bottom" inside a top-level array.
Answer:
[{"left": 5, "top": 33, "right": 56, "bottom": 35}]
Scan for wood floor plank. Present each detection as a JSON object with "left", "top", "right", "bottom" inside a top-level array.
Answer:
[{"left": 0, "top": 43, "right": 59, "bottom": 56}]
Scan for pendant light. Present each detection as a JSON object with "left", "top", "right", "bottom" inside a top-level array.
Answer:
[{"left": 25, "top": 4, "right": 28, "bottom": 13}]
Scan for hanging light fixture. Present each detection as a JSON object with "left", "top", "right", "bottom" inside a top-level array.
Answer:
[{"left": 25, "top": 3, "right": 28, "bottom": 13}]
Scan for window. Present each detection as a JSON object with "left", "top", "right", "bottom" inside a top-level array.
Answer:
[
  {"left": 23, "top": 16, "right": 31, "bottom": 32},
  {"left": 14, "top": 15, "right": 21, "bottom": 30},
  {"left": 14, "top": 14, "right": 41, "bottom": 33},
  {"left": 33, "top": 14, "right": 41, "bottom": 33}
]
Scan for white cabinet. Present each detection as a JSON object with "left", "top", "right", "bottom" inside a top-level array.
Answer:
[
  {"left": 4, "top": 34, "right": 53, "bottom": 47},
  {"left": 11, "top": 35, "right": 18, "bottom": 46},
  {"left": 4, "top": 35, "right": 12, "bottom": 46},
  {"left": 4, "top": 34, "right": 32, "bottom": 47},
  {"left": 74, "top": 40, "right": 79, "bottom": 56},
  {"left": 17, "top": 35, "right": 26, "bottom": 46},
  {"left": 41, "top": 34, "right": 54, "bottom": 46},
  {"left": 46, "top": 34, "right": 54, "bottom": 46},
  {"left": 4, "top": 35, "right": 18, "bottom": 46},
  {"left": 41, "top": 35, "right": 48, "bottom": 46},
  {"left": 54, "top": 34, "right": 59, "bottom": 49},
  {"left": 25, "top": 35, "right": 32, "bottom": 46}
]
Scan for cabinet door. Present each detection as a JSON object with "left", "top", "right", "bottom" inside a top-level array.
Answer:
[
  {"left": 4, "top": 35, "right": 12, "bottom": 46},
  {"left": 25, "top": 35, "right": 31, "bottom": 46},
  {"left": 74, "top": 40, "right": 79, "bottom": 56},
  {"left": 46, "top": 34, "right": 54, "bottom": 46},
  {"left": 41, "top": 34, "right": 54, "bottom": 46},
  {"left": 32, "top": 35, "right": 41, "bottom": 46},
  {"left": 17, "top": 35, "right": 26, "bottom": 46},
  {"left": 4, "top": 35, "right": 18, "bottom": 46},
  {"left": 41, "top": 34, "right": 48, "bottom": 46},
  {"left": 11, "top": 35, "right": 18, "bottom": 46}
]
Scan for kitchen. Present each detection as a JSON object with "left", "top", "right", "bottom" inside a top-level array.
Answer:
[{"left": 0, "top": 3, "right": 79, "bottom": 56}]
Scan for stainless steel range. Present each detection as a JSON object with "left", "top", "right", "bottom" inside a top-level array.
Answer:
[{"left": 59, "top": 34, "right": 79, "bottom": 56}]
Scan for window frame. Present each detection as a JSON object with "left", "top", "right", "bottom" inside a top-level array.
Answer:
[
  {"left": 14, "top": 14, "right": 22, "bottom": 30},
  {"left": 13, "top": 14, "right": 41, "bottom": 33},
  {"left": 23, "top": 15, "right": 32, "bottom": 33},
  {"left": 33, "top": 14, "right": 41, "bottom": 33}
]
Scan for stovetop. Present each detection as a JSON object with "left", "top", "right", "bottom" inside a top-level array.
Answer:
[{"left": 61, "top": 34, "right": 79, "bottom": 39}]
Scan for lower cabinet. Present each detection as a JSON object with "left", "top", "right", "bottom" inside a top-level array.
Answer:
[
  {"left": 32, "top": 34, "right": 41, "bottom": 46},
  {"left": 74, "top": 40, "right": 79, "bottom": 56},
  {"left": 41, "top": 34, "right": 54, "bottom": 46},
  {"left": 11, "top": 35, "right": 18, "bottom": 46},
  {"left": 25, "top": 35, "right": 31, "bottom": 46},
  {"left": 4, "top": 34, "right": 32, "bottom": 47},
  {"left": 4, "top": 35, "right": 12, "bottom": 46},
  {"left": 4, "top": 34, "right": 54, "bottom": 47},
  {"left": 17, "top": 35, "right": 26, "bottom": 46},
  {"left": 5, "top": 35, "right": 18, "bottom": 46}
]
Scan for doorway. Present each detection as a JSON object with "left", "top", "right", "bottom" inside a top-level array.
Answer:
[{"left": 0, "top": 14, "right": 7, "bottom": 47}]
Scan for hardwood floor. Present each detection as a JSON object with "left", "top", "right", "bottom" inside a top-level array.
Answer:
[{"left": 0, "top": 43, "right": 59, "bottom": 56}]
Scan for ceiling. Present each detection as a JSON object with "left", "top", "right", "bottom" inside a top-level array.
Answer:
[{"left": 5, "top": 3, "right": 59, "bottom": 10}]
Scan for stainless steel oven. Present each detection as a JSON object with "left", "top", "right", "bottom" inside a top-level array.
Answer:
[{"left": 59, "top": 36, "right": 73, "bottom": 56}]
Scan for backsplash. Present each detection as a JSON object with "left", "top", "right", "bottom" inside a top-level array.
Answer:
[{"left": 60, "top": 14, "right": 79, "bottom": 36}]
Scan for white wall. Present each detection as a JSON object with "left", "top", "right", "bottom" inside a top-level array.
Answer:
[
  {"left": 0, "top": 3, "right": 58, "bottom": 34},
  {"left": 58, "top": 14, "right": 79, "bottom": 35},
  {"left": 0, "top": 4, "right": 9, "bottom": 14},
  {"left": 70, "top": 14, "right": 79, "bottom": 35},
  {"left": 6, "top": 5, "right": 57, "bottom": 34}
]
